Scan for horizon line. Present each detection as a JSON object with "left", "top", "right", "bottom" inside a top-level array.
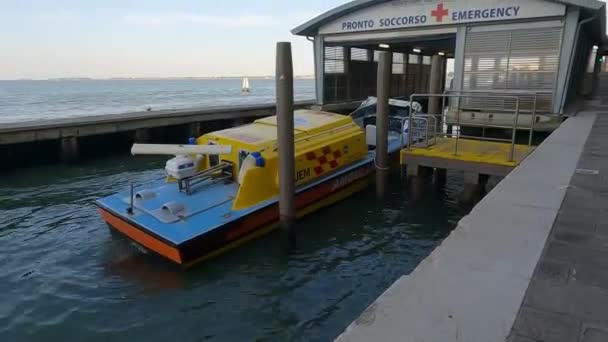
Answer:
[{"left": 0, "top": 75, "right": 316, "bottom": 81}]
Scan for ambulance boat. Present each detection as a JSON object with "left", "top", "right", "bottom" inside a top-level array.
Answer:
[{"left": 96, "top": 109, "right": 416, "bottom": 266}]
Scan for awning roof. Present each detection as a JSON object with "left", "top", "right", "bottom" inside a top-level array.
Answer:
[{"left": 292, "top": 0, "right": 606, "bottom": 44}]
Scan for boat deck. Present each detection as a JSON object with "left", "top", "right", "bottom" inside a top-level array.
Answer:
[
  {"left": 97, "top": 179, "right": 259, "bottom": 245},
  {"left": 400, "top": 137, "right": 535, "bottom": 176}
]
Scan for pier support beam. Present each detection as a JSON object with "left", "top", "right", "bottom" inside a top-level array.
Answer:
[
  {"left": 59, "top": 136, "right": 79, "bottom": 162},
  {"left": 188, "top": 122, "right": 201, "bottom": 138},
  {"left": 406, "top": 164, "right": 433, "bottom": 178},
  {"left": 464, "top": 171, "right": 481, "bottom": 185},
  {"left": 428, "top": 54, "right": 445, "bottom": 130},
  {"left": 406, "top": 165, "right": 434, "bottom": 201},
  {"left": 434, "top": 168, "right": 447, "bottom": 186},
  {"left": 134, "top": 128, "right": 150, "bottom": 143},
  {"left": 461, "top": 172, "right": 489, "bottom": 204}
]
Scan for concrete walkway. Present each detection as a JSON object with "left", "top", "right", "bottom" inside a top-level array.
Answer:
[
  {"left": 336, "top": 108, "right": 601, "bottom": 341},
  {"left": 508, "top": 112, "right": 608, "bottom": 342}
]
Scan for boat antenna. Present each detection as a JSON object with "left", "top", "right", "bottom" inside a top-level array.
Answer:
[{"left": 127, "top": 183, "right": 134, "bottom": 214}]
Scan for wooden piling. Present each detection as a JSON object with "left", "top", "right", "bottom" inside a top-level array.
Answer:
[
  {"left": 375, "top": 51, "right": 391, "bottom": 170},
  {"left": 276, "top": 42, "right": 296, "bottom": 231},
  {"left": 59, "top": 136, "right": 79, "bottom": 162},
  {"left": 375, "top": 51, "right": 391, "bottom": 199}
]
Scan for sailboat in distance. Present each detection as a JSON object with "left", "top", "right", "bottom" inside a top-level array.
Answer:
[{"left": 241, "top": 77, "right": 250, "bottom": 95}]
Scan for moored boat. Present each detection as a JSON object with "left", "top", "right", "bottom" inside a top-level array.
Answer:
[{"left": 96, "top": 109, "right": 407, "bottom": 266}]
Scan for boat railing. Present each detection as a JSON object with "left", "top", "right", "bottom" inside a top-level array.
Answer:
[
  {"left": 406, "top": 92, "right": 536, "bottom": 162},
  {"left": 178, "top": 161, "right": 233, "bottom": 195},
  {"left": 125, "top": 160, "right": 233, "bottom": 214}
]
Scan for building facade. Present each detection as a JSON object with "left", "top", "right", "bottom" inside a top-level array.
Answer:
[{"left": 293, "top": 0, "right": 606, "bottom": 130}]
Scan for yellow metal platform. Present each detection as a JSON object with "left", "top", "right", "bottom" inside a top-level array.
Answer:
[{"left": 401, "top": 137, "right": 535, "bottom": 176}]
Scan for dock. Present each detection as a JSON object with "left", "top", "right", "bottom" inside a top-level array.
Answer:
[
  {"left": 337, "top": 108, "right": 599, "bottom": 342},
  {"left": 0, "top": 100, "right": 315, "bottom": 145},
  {"left": 336, "top": 83, "right": 608, "bottom": 341},
  {"left": 509, "top": 110, "right": 608, "bottom": 341},
  {"left": 401, "top": 137, "right": 535, "bottom": 177},
  {"left": 0, "top": 100, "right": 314, "bottom": 168}
]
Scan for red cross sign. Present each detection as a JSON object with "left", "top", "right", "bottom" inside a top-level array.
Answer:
[{"left": 431, "top": 3, "right": 449, "bottom": 22}]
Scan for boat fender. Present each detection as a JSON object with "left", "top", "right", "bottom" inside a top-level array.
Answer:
[
  {"left": 135, "top": 189, "right": 156, "bottom": 201},
  {"left": 237, "top": 152, "right": 265, "bottom": 184},
  {"left": 160, "top": 201, "right": 185, "bottom": 216},
  {"left": 403, "top": 119, "right": 410, "bottom": 144}
]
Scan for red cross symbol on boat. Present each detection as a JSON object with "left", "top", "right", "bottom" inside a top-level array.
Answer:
[{"left": 431, "top": 3, "right": 449, "bottom": 22}]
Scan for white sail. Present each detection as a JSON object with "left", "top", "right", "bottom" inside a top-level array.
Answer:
[{"left": 242, "top": 77, "right": 250, "bottom": 93}]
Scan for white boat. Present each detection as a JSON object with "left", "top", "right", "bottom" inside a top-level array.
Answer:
[{"left": 241, "top": 77, "right": 250, "bottom": 94}]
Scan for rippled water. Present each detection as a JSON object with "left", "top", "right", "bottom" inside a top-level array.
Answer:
[
  {"left": 0, "top": 156, "right": 469, "bottom": 341},
  {"left": 0, "top": 79, "right": 316, "bottom": 123}
]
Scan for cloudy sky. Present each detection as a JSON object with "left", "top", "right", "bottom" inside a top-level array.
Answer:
[{"left": 0, "top": 0, "right": 348, "bottom": 79}]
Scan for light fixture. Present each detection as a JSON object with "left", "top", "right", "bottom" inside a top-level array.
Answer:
[
  {"left": 438, "top": 52, "right": 446, "bottom": 56},
  {"left": 412, "top": 48, "right": 422, "bottom": 53},
  {"left": 379, "top": 43, "right": 390, "bottom": 49}
]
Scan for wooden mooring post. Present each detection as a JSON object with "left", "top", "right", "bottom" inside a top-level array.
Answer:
[{"left": 276, "top": 42, "right": 296, "bottom": 235}]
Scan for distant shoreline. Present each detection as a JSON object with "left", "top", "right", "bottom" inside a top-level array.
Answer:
[{"left": 1, "top": 76, "right": 316, "bottom": 81}]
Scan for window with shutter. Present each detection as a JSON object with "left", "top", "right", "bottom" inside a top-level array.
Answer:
[
  {"left": 463, "top": 26, "right": 562, "bottom": 113},
  {"left": 392, "top": 53, "right": 405, "bottom": 74},
  {"left": 324, "top": 46, "right": 345, "bottom": 74},
  {"left": 351, "top": 48, "right": 369, "bottom": 61}
]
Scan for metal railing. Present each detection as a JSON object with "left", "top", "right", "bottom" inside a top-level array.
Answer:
[
  {"left": 178, "top": 162, "right": 233, "bottom": 195},
  {"left": 399, "top": 114, "right": 438, "bottom": 149},
  {"left": 406, "top": 92, "right": 537, "bottom": 162},
  {"left": 445, "top": 89, "right": 553, "bottom": 114},
  {"left": 444, "top": 89, "right": 551, "bottom": 147}
]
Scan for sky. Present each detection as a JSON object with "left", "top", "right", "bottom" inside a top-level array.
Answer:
[
  {"left": 2, "top": 0, "right": 608, "bottom": 80},
  {"left": 0, "top": 0, "right": 349, "bottom": 79}
]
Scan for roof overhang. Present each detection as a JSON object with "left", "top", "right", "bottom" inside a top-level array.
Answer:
[{"left": 292, "top": 0, "right": 606, "bottom": 44}]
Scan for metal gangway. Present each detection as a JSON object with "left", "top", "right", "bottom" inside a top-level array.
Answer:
[{"left": 403, "top": 90, "right": 545, "bottom": 163}]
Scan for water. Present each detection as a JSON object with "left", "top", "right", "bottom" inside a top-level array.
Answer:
[
  {"left": 0, "top": 79, "right": 316, "bottom": 123},
  {"left": 0, "top": 156, "right": 470, "bottom": 341}
]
